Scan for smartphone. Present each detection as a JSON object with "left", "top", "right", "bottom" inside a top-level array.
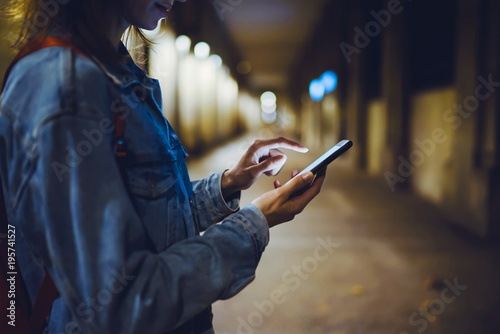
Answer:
[{"left": 295, "top": 139, "right": 353, "bottom": 178}]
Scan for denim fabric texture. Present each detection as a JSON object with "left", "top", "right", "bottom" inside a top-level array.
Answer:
[{"left": 0, "top": 42, "right": 269, "bottom": 333}]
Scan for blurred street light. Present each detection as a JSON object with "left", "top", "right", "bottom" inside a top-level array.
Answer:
[
  {"left": 261, "top": 91, "right": 277, "bottom": 106},
  {"left": 194, "top": 42, "right": 210, "bottom": 59},
  {"left": 209, "top": 54, "right": 223, "bottom": 68},
  {"left": 175, "top": 35, "right": 191, "bottom": 55}
]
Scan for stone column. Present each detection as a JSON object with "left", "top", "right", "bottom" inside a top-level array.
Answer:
[
  {"left": 343, "top": 0, "right": 368, "bottom": 169},
  {"left": 380, "top": 0, "right": 410, "bottom": 184},
  {"left": 437, "top": 0, "right": 500, "bottom": 238}
]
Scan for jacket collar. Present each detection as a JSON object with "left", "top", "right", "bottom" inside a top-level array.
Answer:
[{"left": 95, "top": 42, "right": 154, "bottom": 89}]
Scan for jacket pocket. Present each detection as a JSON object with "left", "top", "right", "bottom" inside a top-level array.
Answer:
[
  {"left": 124, "top": 151, "right": 188, "bottom": 251},
  {"left": 125, "top": 152, "right": 177, "bottom": 199}
]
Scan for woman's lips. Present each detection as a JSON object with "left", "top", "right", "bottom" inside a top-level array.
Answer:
[
  {"left": 155, "top": 2, "right": 171, "bottom": 12},
  {"left": 154, "top": 2, "right": 171, "bottom": 19}
]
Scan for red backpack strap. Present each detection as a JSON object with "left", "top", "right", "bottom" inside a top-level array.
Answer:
[
  {"left": 113, "top": 112, "right": 127, "bottom": 159},
  {"left": 28, "top": 275, "right": 59, "bottom": 333},
  {"left": 1, "top": 37, "right": 88, "bottom": 92}
]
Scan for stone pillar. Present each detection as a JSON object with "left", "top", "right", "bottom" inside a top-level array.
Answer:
[
  {"left": 380, "top": 0, "right": 410, "bottom": 183},
  {"left": 480, "top": 0, "right": 500, "bottom": 240},
  {"left": 343, "top": 0, "right": 368, "bottom": 169},
  {"left": 447, "top": 0, "right": 499, "bottom": 237}
]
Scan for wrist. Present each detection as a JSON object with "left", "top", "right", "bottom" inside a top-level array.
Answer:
[{"left": 221, "top": 169, "right": 240, "bottom": 199}]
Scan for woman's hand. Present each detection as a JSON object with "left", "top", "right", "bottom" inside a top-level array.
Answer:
[
  {"left": 221, "top": 137, "right": 308, "bottom": 198},
  {"left": 252, "top": 168, "right": 326, "bottom": 228}
]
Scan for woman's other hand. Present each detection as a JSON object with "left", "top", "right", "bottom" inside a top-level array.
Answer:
[{"left": 252, "top": 168, "right": 326, "bottom": 228}]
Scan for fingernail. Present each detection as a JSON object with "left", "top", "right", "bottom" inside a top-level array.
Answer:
[{"left": 302, "top": 172, "right": 313, "bottom": 182}]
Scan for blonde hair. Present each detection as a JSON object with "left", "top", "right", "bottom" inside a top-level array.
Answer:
[{"left": 4, "top": 0, "right": 150, "bottom": 63}]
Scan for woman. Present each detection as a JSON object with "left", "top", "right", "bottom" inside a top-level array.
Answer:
[{"left": 0, "top": 0, "right": 326, "bottom": 333}]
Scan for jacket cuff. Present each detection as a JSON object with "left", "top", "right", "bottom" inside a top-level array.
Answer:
[
  {"left": 234, "top": 204, "right": 269, "bottom": 258},
  {"left": 209, "top": 171, "right": 240, "bottom": 219}
]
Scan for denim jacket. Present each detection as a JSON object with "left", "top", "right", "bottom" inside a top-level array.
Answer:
[{"left": 0, "top": 41, "right": 269, "bottom": 333}]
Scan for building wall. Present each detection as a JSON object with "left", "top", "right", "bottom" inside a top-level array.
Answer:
[{"left": 290, "top": 0, "right": 499, "bottom": 239}]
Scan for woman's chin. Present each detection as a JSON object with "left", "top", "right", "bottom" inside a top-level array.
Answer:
[
  {"left": 146, "top": 19, "right": 165, "bottom": 31},
  {"left": 131, "top": 18, "right": 163, "bottom": 32}
]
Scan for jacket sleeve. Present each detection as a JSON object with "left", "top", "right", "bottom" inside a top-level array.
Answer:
[
  {"left": 191, "top": 172, "right": 241, "bottom": 231},
  {"left": 15, "top": 113, "right": 269, "bottom": 333}
]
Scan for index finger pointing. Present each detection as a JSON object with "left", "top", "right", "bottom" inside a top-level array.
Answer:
[{"left": 257, "top": 137, "right": 309, "bottom": 153}]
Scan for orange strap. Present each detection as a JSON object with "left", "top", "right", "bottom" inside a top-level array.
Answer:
[{"left": 1, "top": 37, "right": 89, "bottom": 92}]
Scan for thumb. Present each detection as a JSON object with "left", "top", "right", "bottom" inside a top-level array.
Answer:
[
  {"left": 280, "top": 172, "right": 314, "bottom": 198},
  {"left": 252, "top": 155, "right": 285, "bottom": 174}
]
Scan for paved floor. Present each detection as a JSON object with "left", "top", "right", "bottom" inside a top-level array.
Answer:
[{"left": 187, "top": 134, "right": 500, "bottom": 334}]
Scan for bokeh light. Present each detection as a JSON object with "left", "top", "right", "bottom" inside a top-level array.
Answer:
[
  {"left": 194, "top": 42, "right": 210, "bottom": 59},
  {"left": 321, "top": 70, "right": 338, "bottom": 93},
  {"left": 237, "top": 61, "right": 252, "bottom": 75},
  {"left": 260, "top": 91, "right": 277, "bottom": 106},
  {"left": 309, "top": 79, "right": 325, "bottom": 101},
  {"left": 175, "top": 35, "right": 191, "bottom": 55},
  {"left": 209, "top": 55, "right": 223, "bottom": 68}
]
